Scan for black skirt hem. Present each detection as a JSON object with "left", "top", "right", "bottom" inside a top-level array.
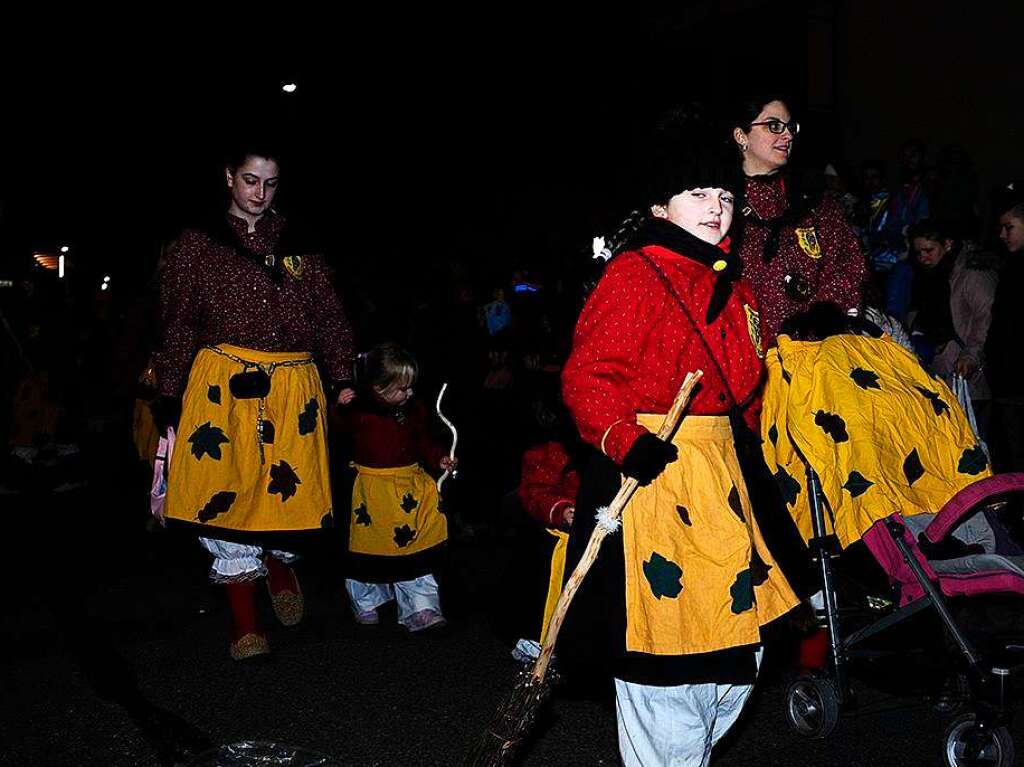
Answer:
[{"left": 346, "top": 543, "right": 447, "bottom": 583}]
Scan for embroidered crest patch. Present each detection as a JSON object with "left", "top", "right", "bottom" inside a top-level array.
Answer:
[
  {"left": 744, "top": 304, "right": 763, "bottom": 358},
  {"left": 282, "top": 255, "right": 304, "bottom": 279},
  {"left": 795, "top": 227, "right": 822, "bottom": 259}
]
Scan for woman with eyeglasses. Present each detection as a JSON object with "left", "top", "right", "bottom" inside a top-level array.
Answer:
[{"left": 731, "top": 95, "right": 867, "bottom": 346}]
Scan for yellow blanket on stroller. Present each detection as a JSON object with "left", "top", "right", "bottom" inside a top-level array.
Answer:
[{"left": 760, "top": 335, "right": 991, "bottom": 548}]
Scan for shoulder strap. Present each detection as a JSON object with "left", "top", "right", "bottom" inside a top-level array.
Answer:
[{"left": 635, "top": 251, "right": 754, "bottom": 409}]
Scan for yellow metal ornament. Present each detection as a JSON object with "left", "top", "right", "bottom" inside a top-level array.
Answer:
[
  {"left": 744, "top": 304, "right": 764, "bottom": 358},
  {"left": 282, "top": 255, "right": 304, "bottom": 279},
  {"left": 795, "top": 227, "right": 822, "bottom": 259}
]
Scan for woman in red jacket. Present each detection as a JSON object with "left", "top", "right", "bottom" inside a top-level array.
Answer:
[{"left": 561, "top": 108, "right": 797, "bottom": 766}]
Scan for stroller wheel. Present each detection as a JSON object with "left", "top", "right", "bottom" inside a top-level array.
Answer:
[
  {"left": 943, "top": 713, "right": 1015, "bottom": 767},
  {"left": 785, "top": 677, "right": 839, "bottom": 739}
]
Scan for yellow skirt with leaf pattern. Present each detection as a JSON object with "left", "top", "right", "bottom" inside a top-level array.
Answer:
[
  {"left": 623, "top": 415, "right": 798, "bottom": 657},
  {"left": 760, "top": 334, "right": 992, "bottom": 548},
  {"left": 165, "top": 344, "right": 332, "bottom": 532},
  {"left": 349, "top": 463, "right": 448, "bottom": 556}
]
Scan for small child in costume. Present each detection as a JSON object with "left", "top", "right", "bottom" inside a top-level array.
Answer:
[
  {"left": 337, "top": 343, "right": 455, "bottom": 631},
  {"left": 507, "top": 439, "right": 580, "bottom": 663}
]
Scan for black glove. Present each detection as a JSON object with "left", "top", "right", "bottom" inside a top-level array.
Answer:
[
  {"left": 150, "top": 395, "right": 182, "bottom": 434},
  {"left": 621, "top": 433, "right": 678, "bottom": 486}
]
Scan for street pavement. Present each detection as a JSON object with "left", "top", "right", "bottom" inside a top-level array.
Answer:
[{"left": 2, "top": 513, "right": 1019, "bottom": 767}]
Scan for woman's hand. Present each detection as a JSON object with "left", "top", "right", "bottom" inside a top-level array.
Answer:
[
  {"left": 561, "top": 506, "right": 575, "bottom": 528},
  {"left": 336, "top": 387, "right": 356, "bottom": 406},
  {"left": 440, "top": 456, "right": 458, "bottom": 473},
  {"left": 954, "top": 355, "right": 978, "bottom": 378}
]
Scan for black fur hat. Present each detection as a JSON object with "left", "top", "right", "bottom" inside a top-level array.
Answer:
[{"left": 642, "top": 104, "right": 738, "bottom": 207}]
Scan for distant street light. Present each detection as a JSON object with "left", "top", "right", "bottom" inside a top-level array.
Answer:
[
  {"left": 58, "top": 254, "right": 65, "bottom": 279},
  {"left": 60, "top": 245, "right": 70, "bottom": 253},
  {"left": 282, "top": 82, "right": 298, "bottom": 93}
]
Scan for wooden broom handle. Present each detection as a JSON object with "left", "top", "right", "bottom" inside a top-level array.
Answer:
[{"left": 532, "top": 370, "right": 703, "bottom": 681}]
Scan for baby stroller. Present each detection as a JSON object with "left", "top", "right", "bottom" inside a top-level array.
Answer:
[{"left": 761, "top": 334, "right": 1024, "bottom": 767}]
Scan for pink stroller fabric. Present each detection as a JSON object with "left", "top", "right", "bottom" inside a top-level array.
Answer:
[
  {"left": 150, "top": 427, "right": 175, "bottom": 524},
  {"left": 862, "top": 473, "right": 1024, "bottom": 606}
]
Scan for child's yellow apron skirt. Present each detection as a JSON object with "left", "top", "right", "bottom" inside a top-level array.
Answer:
[
  {"left": 349, "top": 463, "right": 448, "bottom": 556},
  {"left": 623, "top": 415, "right": 798, "bottom": 656},
  {"left": 165, "top": 344, "right": 332, "bottom": 532},
  {"left": 539, "top": 528, "right": 570, "bottom": 645}
]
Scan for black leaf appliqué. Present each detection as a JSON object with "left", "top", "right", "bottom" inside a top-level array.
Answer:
[
  {"left": 903, "top": 449, "right": 925, "bottom": 486},
  {"left": 643, "top": 552, "right": 683, "bottom": 600},
  {"left": 400, "top": 493, "right": 419, "bottom": 513},
  {"left": 298, "top": 399, "right": 320, "bottom": 436},
  {"left": 394, "top": 524, "right": 417, "bottom": 548},
  {"left": 268, "top": 460, "right": 301, "bottom": 501},
  {"left": 676, "top": 505, "right": 692, "bottom": 526},
  {"left": 260, "top": 420, "right": 275, "bottom": 445},
  {"left": 207, "top": 385, "right": 221, "bottom": 404},
  {"left": 353, "top": 503, "right": 371, "bottom": 526},
  {"left": 958, "top": 445, "right": 988, "bottom": 476},
  {"left": 843, "top": 470, "right": 874, "bottom": 498},
  {"left": 914, "top": 386, "right": 950, "bottom": 417},
  {"left": 197, "top": 491, "right": 237, "bottom": 523},
  {"left": 815, "top": 410, "right": 849, "bottom": 443},
  {"left": 189, "top": 422, "right": 230, "bottom": 461},
  {"left": 851, "top": 368, "right": 881, "bottom": 390}
]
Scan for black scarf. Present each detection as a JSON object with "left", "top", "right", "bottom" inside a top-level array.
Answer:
[
  {"left": 911, "top": 247, "right": 957, "bottom": 347},
  {"left": 205, "top": 212, "right": 321, "bottom": 285},
  {"left": 629, "top": 217, "right": 741, "bottom": 324},
  {"left": 204, "top": 214, "right": 283, "bottom": 283},
  {"left": 739, "top": 171, "right": 823, "bottom": 264}
]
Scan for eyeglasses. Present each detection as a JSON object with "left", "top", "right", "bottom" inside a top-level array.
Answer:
[{"left": 748, "top": 119, "right": 801, "bottom": 136}]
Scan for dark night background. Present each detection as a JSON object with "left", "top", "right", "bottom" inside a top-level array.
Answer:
[
  {"left": 4, "top": 2, "right": 1019, "bottom": 307},
  {"left": 2, "top": 4, "right": 1024, "bottom": 765}
]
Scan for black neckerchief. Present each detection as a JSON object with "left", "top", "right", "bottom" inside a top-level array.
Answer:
[
  {"left": 206, "top": 214, "right": 286, "bottom": 284},
  {"left": 739, "top": 172, "right": 822, "bottom": 264},
  {"left": 629, "top": 216, "right": 741, "bottom": 324}
]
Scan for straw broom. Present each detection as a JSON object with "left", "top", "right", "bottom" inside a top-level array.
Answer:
[{"left": 464, "top": 370, "right": 703, "bottom": 767}]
